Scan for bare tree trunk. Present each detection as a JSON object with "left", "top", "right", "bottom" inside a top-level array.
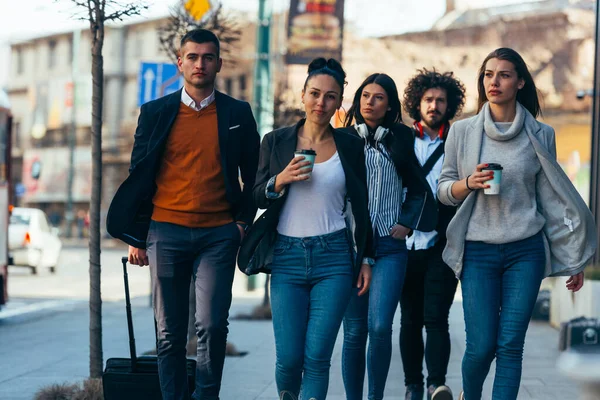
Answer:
[
  {"left": 89, "top": 26, "right": 104, "bottom": 380},
  {"left": 67, "top": 0, "right": 146, "bottom": 380}
]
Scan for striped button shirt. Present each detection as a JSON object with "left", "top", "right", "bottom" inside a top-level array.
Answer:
[{"left": 364, "top": 141, "right": 402, "bottom": 237}]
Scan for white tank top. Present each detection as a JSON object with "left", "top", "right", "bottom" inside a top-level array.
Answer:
[{"left": 277, "top": 152, "right": 347, "bottom": 237}]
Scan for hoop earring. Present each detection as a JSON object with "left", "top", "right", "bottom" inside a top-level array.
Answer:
[{"left": 337, "top": 105, "right": 347, "bottom": 124}]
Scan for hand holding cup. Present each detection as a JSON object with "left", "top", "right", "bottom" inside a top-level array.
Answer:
[
  {"left": 274, "top": 152, "right": 315, "bottom": 192},
  {"left": 466, "top": 163, "right": 496, "bottom": 191}
]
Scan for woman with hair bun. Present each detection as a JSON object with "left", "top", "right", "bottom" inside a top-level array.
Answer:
[{"left": 249, "top": 57, "right": 374, "bottom": 400}]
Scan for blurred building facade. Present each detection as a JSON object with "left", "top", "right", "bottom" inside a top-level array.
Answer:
[
  {"left": 5, "top": 0, "right": 596, "bottom": 234},
  {"left": 6, "top": 13, "right": 264, "bottom": 235}
]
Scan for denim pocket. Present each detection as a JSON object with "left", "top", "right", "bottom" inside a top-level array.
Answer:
[
  {"left": 273, "top": 240, "right": 291, "bottom": 255},
  {"left": 324, "top": 238, "right": 350, "bottom": 253}
]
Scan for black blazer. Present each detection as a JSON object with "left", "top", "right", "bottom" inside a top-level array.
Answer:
[
  {"left": 238, "top": 119, "right": 374, "bottom": 280},
  {"left": 106, "top": 89, "right": 260, "bottom": 248},
  {"left": 339, "top": 123, "right": 438, "bottom": 232}
]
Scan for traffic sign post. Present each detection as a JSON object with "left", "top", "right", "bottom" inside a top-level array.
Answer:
[{"left": 138, "top": 62, "right": 183, "bottom": 106}]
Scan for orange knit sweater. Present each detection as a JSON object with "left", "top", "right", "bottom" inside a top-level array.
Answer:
[{"left": 152, "top": 102, "right": 233, "bottom": 227}]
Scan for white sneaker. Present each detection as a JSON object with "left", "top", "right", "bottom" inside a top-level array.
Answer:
[{"left": 431, "top": 385, "right": 453, "bottom": 400}]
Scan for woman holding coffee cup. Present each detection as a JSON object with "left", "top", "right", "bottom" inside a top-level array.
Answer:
[
  {"left": 438, "top": 48, "right": 596, "bottom": 400},
  {"left": 251, "top": 57, "right": 374, "bottom": 400},
  {"left": 339, "top": 73, "right": 437, "bottom": 400}
]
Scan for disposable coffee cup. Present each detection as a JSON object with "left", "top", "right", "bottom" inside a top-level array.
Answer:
[
  {"left": 482, "top": 163, "right": 503, "bottom": 195},
  {"left": 294, "top": 149, "right": 316, "bottom": 181}
]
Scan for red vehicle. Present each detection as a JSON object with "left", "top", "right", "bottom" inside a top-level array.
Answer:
[{"left": 0, "top": 90, "right": 12, "bottom": 308}]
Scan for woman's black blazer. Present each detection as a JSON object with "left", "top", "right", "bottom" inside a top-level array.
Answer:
[{"left": 238, "top": 119, "right": 374, "bottom": 280}]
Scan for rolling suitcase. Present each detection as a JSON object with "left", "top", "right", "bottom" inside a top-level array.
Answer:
[{"left": 103, "top": 257, "right": 196, "bottom": 399}]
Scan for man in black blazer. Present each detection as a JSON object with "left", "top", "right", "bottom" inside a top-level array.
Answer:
[{"left": 106, "top": 29, "right": 259, "bottom": 400}]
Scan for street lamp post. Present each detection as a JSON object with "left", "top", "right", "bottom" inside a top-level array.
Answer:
[
  {"left": 253, "top": 0, "right": 274, "bottom": 137},
  {"left": 247, "top": 0, "right": 273, "bottom": 293}
]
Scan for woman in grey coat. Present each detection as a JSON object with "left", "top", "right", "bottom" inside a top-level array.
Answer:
[{"left": 438, "top": 48, "right": 596, "bottom": 400}]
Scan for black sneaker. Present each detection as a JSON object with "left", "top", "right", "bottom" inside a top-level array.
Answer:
[
  {"left": 428, "top": 384, "right": 453, "bottom": 400},
  {"left": 405, "top": 384, "right": 424, "bottom": 400}
]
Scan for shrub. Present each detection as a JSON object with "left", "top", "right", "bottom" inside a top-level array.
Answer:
[{"left": 33, "top": 379, "right": 103, "bottom": 400}]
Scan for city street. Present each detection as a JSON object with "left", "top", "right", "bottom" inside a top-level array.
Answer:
[{"left": 0, "top": 246, "right": 582, "bottom": 399}]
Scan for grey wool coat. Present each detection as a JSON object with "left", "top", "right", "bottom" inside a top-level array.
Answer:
[{"left": 438, "top": 102, "right": 597, "bottom": 279}]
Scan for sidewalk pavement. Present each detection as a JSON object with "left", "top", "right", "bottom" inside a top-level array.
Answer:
[
  {"left": 60, "top": 236, "right": 127, "bottom": 249},
  {"left": 0, "top": 290, "right": 580, "bottom": 400}
]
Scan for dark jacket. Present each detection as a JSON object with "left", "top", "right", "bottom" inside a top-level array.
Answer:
[
  {"left": 237, "top": 120, "right": 374, "bottom": 281},
  {"left": 339, "top": 123, "right": 438, "bottom": 233},
  {"left": 410, "top": 128, "right": 456, "bottom": 242},
  {"left": 106, "top": 89, "right": 260, "bottom": 248}
]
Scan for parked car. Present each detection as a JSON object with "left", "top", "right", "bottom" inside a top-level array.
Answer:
[{"left": 9, "top": 207, "right": 62, "bottom": 274}]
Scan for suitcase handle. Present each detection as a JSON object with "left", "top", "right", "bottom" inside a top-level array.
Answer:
[{"left": 122, "top": 256, "right": 138, "bottom": 372}]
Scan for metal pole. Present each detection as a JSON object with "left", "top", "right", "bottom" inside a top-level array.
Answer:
[
  {"left": 589, "top": 0, "right": 600, "bottom": 264},
  {"left": 65, "top": 30, "right": 80, "bottom": 238},
  {"left": 253, "top": 0, "right": 274, "bottom": 137},
  {"left": 248, "top": 0, "right": 273, "bottom": 292}
]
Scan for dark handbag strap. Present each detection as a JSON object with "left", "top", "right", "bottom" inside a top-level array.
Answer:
[
  {"left": 121, "top": 256, "right": 138, "bottom": 371},
  {"left": 421, "top": 142, "right": 445, "bottom": 176}
]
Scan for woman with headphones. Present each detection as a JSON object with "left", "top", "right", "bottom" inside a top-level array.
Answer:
[{"left": 339, "top": 73, "right": 437, "bottom": 400}]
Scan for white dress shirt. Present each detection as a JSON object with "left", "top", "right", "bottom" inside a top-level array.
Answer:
[{"left": 181, "top": 88, "right": 215, "bottom": 111}]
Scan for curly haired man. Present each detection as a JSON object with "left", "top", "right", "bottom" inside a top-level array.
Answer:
[{"left": 400, "top": 69, "right": 466, "bottom": 400}]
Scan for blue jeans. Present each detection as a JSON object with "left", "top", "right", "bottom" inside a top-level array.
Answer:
[
  {"left": 270, "top": 229, "right": 354, "bottom": 400},
  {"left": 341, "top": 235, "right": 408, "bottom": 400},
  {"left": 461, "top": 231, "right": 545, "bottom": 400}
]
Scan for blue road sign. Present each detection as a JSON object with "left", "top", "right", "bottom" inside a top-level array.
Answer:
[
  {"left": 138, "top": 62, "right": 184, "bottom": 106},
  {"left": 15, "top": 183, "right": 25, "bottom": 198}
]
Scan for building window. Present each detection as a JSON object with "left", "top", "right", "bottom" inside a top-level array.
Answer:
[
  {"left": 133, "top": 31, "right": 143, "bottom": 58},
  {"left": 16, "top": 48, "right": 23, "bottom": 75},
  {"left": 48, "top": 40, "right": 57, "bottom": 69},
  {"left": 12, "top": 120, "right": 20, "bottom": 149},
  {"left": 239, "top": 75, "right": 247, "bottom": 91},
  {"left": 239, "top": 75, "right": 247, "bottom": 101},
  {"left": 68, "top": 37, "right": 73, "bottom": 64},
  {"left": 225, "top": 78, "right": 233, "bottom": 94}
]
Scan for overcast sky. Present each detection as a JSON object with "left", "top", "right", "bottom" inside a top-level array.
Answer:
[{"left": 0, "top": 0, "right": 536, "bottom": 87}]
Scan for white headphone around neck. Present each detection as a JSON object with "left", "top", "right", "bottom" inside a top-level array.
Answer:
[{"left": 355, "top": 123, "right": 389, "bottom": 143}]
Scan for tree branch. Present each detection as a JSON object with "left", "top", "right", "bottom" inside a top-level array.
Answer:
[
  {"left": 157, "top": 2, "right": 242, "bottom": 65},
  {"left": 105, "top": 2, "right": 147, "bottom": 22}
]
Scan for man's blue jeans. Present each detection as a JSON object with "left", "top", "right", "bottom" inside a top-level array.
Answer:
[
  {"left": 270, "top": 229, "right": 354, "bottom": 400},
  {"left": 461, "top": 231, "right": 545, "bottom": 400},
  {"left": 341, "top": 235, "right": 408, "bottom": 400}
]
